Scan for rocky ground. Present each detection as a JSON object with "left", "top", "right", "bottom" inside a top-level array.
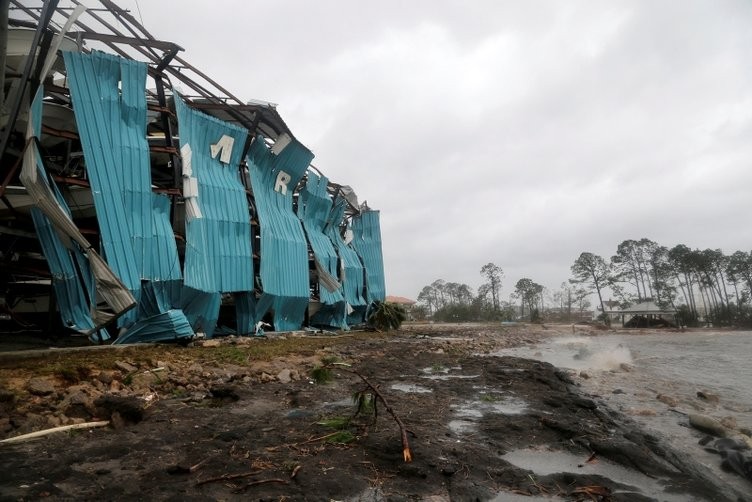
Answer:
[{"left": 0, "top": 323, "right": 749, "bottom": 501}]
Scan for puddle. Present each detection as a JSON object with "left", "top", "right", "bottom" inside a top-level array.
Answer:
[
  {"left": 448, "top": 419, "right": 476, "bottom": 434},
  {"left": 419, "top": 365, "right": 480, "bottom": 381},
  {"left": 449, "top": 394, "right": 530, "bottom": 436},
  {"left": 488, "top": 400, "right": 527, "bottom": 415},
  {"left": 390, "top": 383, "right": 432, "bottom": 394},
  {"left": 453, "top": 397, "right": 528, "bottom": 417},
  {"left": 453, "top": 405, "right": 483, "bottom": 418},
  {"left": 422, "top": 374, "right": 480, "bottom": 381},
  {"left": 501, "top": 448, "right": 690, "bottom": 502}
]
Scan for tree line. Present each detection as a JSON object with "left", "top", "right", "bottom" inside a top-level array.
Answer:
[
  {"left": 415, "top": 239, "right": 752, "bottom": 327},
  {"left": 572, "top": 238, "right": 752, "bottom": 327},
  {"left": 416, "top": 263, "right": 570, "bottom": 322}
]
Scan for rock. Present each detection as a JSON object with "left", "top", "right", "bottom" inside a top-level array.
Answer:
[
  {"left": 689, "top": 414, "right": 728, "bottom": 437},
  {"left": 579, "top": 371, "right": 590, "bottom": 379},
  {"left": 0, "top": 389, "right": 16, "bottom": 403},
  {"left": 736, "top": 434, "right": 752, "bottom": 449},
  {"left": 46, "top": 415, "right": 63, "bottom": 428},
  {"left": 129, "top": 371, "right": 158, "bottom": 390},
  {"left": 209, "top": 385, "right": 240, "bottom": 401},
  {"left": 110, "top": 411, "right": 126, "bottom": 430},
  {"left": 697, "top": 390, "right": 720, "bottom": 404},
  {"left": 187, "top": 363, "right": 203, "bottom": 374},
  {"left": 201, "top": 339, "right": 221, "bottom": 348},
  {"left": 277, "top": 369, "right": 292, "bottom": 384},
  {"left": 14, "top": 413, "right": 48, "bottom": 434},
  {"left": 260, "top": 372, "right": 274, "bottom": 383},
  {"left": 94, "top": 394, "right": 145, "bottom": 424},
  {"left": 115, "top": 361, "right": 137, "bottom": 373},
  {"left": 619, "top": 363, "right": 633, "bottom": 372},
  {"left": 62, "top": 389, "right": 96, "bottom": 418},
  {"left": 96, "top": 370, "right": 118, "bottom": 384},
  {"left": 26, "top": 378, "right": 55, "bottom": 396},
  {"left": 657, "top": 394, "right": 678, "bottom": 407},
  {"left": 612, "top": 389, "right": 625, "bottom": 395},
  {"left": 629, "top": 408, "right": 656, "bottom": 416},
  {"left": 720, "top": 416, "right": 738, "bottom": 430},
  {"left": 0, "top": 417, "right": 12, "bottom": 433}
]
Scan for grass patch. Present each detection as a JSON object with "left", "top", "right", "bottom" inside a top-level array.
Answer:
[
  {"left": 310, "top": 366, "right": 332, "bottom": 384},
  {"left": 326, "top": 431, "right": 356, "bottom": 445},
  {"left": 317, "top": 416, "right": 350, "bottom": 429},
  {"left": 210, "top": 346, "right": 249, "bottom": 365}
]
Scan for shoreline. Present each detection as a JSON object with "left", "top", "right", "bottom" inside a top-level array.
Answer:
[{"left": 1, "top": 323, "right": 750, "bottom": 500}]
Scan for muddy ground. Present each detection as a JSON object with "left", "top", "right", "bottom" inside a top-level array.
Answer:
[{"left": 0, "top": 323, "right": 747, "bottom": 501}]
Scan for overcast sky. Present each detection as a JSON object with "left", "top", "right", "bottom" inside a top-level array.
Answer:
[{"left": 121, "top": 0, "right": 752, "bottom": 301}]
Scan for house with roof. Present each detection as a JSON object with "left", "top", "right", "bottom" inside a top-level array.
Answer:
[{"left": 603, "top": 301, "right": 678, "bottom": 328}]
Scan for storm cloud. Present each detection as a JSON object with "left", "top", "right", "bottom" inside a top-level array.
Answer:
[{"left": 128, "top": 0, "right": 752, "bottom": 300}]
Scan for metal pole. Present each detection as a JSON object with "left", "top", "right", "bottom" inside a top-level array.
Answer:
[{"left": 0, "top": 0, "right": 9, "bottom": 112}]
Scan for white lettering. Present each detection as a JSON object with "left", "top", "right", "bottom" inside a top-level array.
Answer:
[
  {"left": 180, "top": 143, "right": 193, "bottom": 176},
  {"left": 274, "top": 170, "right": 291, "bottom": 195},
  {"left": 210, "top": 135, "right": 235, "bottom": 164}
]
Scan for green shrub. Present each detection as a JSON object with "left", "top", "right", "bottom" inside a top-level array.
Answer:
[{"left": 367, "top": 301, "right": 407, "bottom": 331}]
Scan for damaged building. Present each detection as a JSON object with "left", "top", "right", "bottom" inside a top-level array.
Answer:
[{"left": 0, "top": 0, "right": 386, "bottom": 344}]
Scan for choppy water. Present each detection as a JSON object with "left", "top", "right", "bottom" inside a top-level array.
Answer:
[{"left": 497, "top": 330, "right": 752, "bottom": 497}]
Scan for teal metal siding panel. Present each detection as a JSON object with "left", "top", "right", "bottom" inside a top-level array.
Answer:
[
  {"left": 247, "top": 136, "right": 314, "bottom": 331},
  {"left": 27, "top": 89, "right": 106, "bottom": 340},
  {"left": 63, "top": 51, "right": 144, "bottom": 298},
  {"left": 64, "top": 51, "right": 191, "bottom": 341},
  {"left": 351, "top": 210, "right": 386, "bottom": 303},
  {"left": 298, "top": 173, "right": 346, "bottom": 328},
  {"left": 149, "top": 193, "right": 182, "bottom": 281},
  {"left": 174, "top": 95, "right": 252, "bottom": 293},
  {"left": 181, "top": 287, "right": 221, "bottom": 338},
  {"left": 327, "top": 198, "right": 367, "bottom": 309}
]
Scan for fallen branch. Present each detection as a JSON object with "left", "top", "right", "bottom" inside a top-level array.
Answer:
[
  {"left": 266, "top": 431, "right": 343, "bottom": 452},
  {"left": 195, "top": 469, "right": 265, "bottom": 486},
  {"left": 330, "top": 363, "right": 413, "bottom": 462},
  {"left": 0, "top": 421, "right": 110, "bottom": 444},
  {"left": 290, "top": 464, "right": 302, "bottom": 479},
  {"left": 233, "top": 478, "right": 288, "bottom": 492}
]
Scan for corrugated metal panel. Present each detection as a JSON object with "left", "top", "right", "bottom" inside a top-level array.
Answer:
[
  {"left": 149, "top": 193, "right": 182, "bottom": 281},
  {"left": 351, "top": 210, "right": 386, "bottom": 303},
  {"left": 30, "top": 207, "right": 105, "bottom": 339},
  {"left": 114, "top": 281, "right": 192, "bottom": 344},
  {"left": 27, "top": 87, "right": 109, "bottom": 341},
  {"left": 20, "top": 89, "right": 137, "bottom": 326},
  {"left": 181, "top": 287, "right": 221, "bottom": 338},
  {"left": 327, "top": 198, "right": 367, "bottom": 310},
  {"left": 174, "top": 94, "right": 252, "bottom": 293},
  {"left": 64, "top": 51, "right": 192, "bottom": 341},
  {"left": 234, "top": 292, "right": 256, "bottom": 336},
  {"left": 247, "top": 135, "right": 314, "bottom": 331},
  {"left": 63, "top": 51, "right": 144, "bottom": 305},
  {"left": 298, "top": 173, "right": 346, "bottom": 328},
  {"left": 112, "top": 310, "right": 193, "bottom": 344}
]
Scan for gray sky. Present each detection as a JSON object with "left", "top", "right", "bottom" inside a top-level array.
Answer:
[{"left": 122, "top": 0, "right": 752, "bottom": 301}]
